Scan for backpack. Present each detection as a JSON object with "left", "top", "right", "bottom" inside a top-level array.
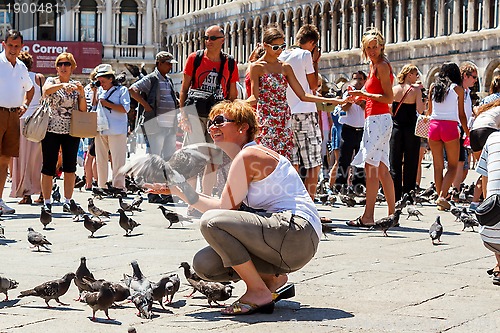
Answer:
[{"left": 191, "top": 49, "right": 236, "bottom": 100}]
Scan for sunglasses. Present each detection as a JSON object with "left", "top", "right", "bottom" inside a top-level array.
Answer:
[
  {"left": 207, "top": 115, "right": 236, "bottom": 129},
  {"left": 468, "top": 74, "right": 478, "bottom": 79},
  {"left": 203, "top": 35, "right": 224, "bottom": 41},
  {"left": 267, "top": 43, "right": 286, "bottom": 51},
  {"left": 57, "top": 61, "right": 72, "bottom": 67}
]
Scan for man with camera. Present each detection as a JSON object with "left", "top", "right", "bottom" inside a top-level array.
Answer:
[
  {"left": 278, "top": 24, "right": 322, "bottom": 200},
  {"left": 129, "top": 51, "right": 179, "bottom": 204},
  {"left": 178, "top": 25, "right": 239, "bottom": 212}
]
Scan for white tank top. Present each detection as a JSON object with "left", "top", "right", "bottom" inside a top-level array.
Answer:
[
  {"left": 431, "top": 83, "right": 459, "bottom": 122},
  {"left": 243, "top": 144, "right": 321, "bottom": 238},
  {"left": 22, "top": 72, "right": 42, "bottom": 119}
]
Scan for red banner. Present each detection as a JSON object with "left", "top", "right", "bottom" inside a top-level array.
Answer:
[{"left": 21, "top": 41, "right": 103, "bottom": 75}]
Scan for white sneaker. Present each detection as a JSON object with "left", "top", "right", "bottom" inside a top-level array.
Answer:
[{"left": 0, "top": 200, "right": 15, "bottom": 214}]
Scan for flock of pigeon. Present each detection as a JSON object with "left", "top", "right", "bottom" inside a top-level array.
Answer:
[
  {"left": 0, "top": 258, "right": 234, "bottom": 322},
  {"left": 318, "top": 181, "right": 480, "bottom": 242}
]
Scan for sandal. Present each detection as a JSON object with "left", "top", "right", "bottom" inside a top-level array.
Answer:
[
  {"left": 320, "top": 217, "right": 331, "bottom": 223},
  {"left": 221, "top": 299, "right": 275, "bottom": 315},
  {"left": 18, "top": 195, "right": 32, "bottom": 205},
  {"left": 436, "top": 198, "right": 451, "bottom": 211},
  {"left": 272, "top": 283, "right": 295, "bottom": 302},
  {"left": 33, "top": 195, "right": 44, "bottom": 205},
  {"left": 346, "top": 216, "right": 373, "bottom": 228}
]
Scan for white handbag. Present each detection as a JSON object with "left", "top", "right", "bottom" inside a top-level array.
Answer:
[{"left": 22, "top": 99, "right": 50, "bottom": 142}]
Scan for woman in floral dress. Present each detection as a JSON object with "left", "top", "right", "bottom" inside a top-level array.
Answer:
[{"left": 247, "top": 26, "right": 344, "bottom": 160}]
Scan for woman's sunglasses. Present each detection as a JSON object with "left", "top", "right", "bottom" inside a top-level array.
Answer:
[
  {"left": 267, "top": 43, "right": 286, "bottom": 51},
  {"left": 207, "top": 115, "right": 236, "bottom": 129},
  {"left": 203, "top": 35, "right": 224, "bottom": 41},
  {"left": 57, "top": 61, "right": 72, "bottom": 67}
]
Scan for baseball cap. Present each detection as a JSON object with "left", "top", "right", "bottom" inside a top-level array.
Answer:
[{"left": 156, "top": 51, "right": 178, "bottom": 64}]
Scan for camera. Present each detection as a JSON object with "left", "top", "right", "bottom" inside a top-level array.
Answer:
[{"left": 91, "top": 81, "right": 101, "bottom": 88}]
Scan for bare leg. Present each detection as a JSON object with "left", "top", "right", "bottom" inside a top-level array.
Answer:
[
  {"left": 472, "top": 176, "right": 482, "bottom": 203},
  {"left": 378, "top": 162, "right": 396, "bottom": 215},
  {"left": 260, "top": 273, "right": 288, "bottom": 293},
  {"left": 452, "top": 161, "right": 464, "bottom": 189},
  {"left": 304, "top": 165, "right": 321, "bottom": 200},
  {"left": 428, "top": 139, "right": 445, "bottom": 195},
  {"left": 222, "top": 260, "right": 272, "bottom": 312},
  {"left": 360, "top": 163, "right": 378, "bottom": 225},
  {"left": 202, "top": 163, "right": 217, "bottom": 196},
  {"left": 416, "top": 145, "right": 425, "bottom": 187},
  {"left": 63, "top": 172, "right": 76, "bottom": 201},
  {"left": 0, "top": 155, "right": 11, "bottom": 199},
  {"left": 441, "top": 139, "right": 460, "bottom": 199}
]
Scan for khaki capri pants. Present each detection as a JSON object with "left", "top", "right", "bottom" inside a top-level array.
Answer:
[{"left": 193, "top": 209, "right": 319, "bottom": 282}]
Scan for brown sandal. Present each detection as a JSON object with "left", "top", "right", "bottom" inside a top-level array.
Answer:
[
  {"left": 18, "top": 195, "right": 32, "bottom": 205},
  {"left": 33, "top": 195, "right": 44, "bottom": 205}
]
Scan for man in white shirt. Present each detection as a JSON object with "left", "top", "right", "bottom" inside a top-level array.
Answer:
[
  {"left": 0, "top": 30, "right": 34, "bottom": 214},
  {"left": 279, "top": 24, "right": 322, "bottom": 199},
  {"left": 333, "top": 71, "right": 367, "bottom": 194}
]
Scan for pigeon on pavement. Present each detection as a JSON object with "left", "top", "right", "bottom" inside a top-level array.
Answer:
[
  {"left": 0, "top": 275, "right": 18, "bottom": 301},
  {"left": 158, "top": 206, "right": 190, "bottom": 228},
  {"left": 179, "top": 261, "right": 203, "bottom": 297},
  {"left": 122, "top": 260, "right": 151, "bottom": 296},
  {"left": 131, "top": 289, "right": 153, "bottom": 319},
  {"left": 459, "top": 209, "right": 479, "bottom": 231},
  {"left": 40, "top": 206, "right": 52, "bottom": 229},
  {"left": 18, "top": 272, "right": 75, "bottom": 307},
  {"left": 52, "top": 184, "right": 61, "bottom": 203},
  {"left": 164, "top": 273, "right": 180, "bottom": 305},
  {"left": 151, "top": 276, "right": 171, "bottom": 310},
  {"left": 118, "top": 194, "right": 141, "bottom": 214},
  {"left": 406, "top": 203, "right": 423, "bottom": 220},
  {"left": 87, "top": 198, "right": 112, "bottom": 221},
  {"left": 74, "top": 257, "right": 95, "bottom": 300},
  {"left": 429, "top": 216, "right": 443, "bottom": 245},
  {"left": 81, "top": 281, "right": 115, "bottom": 321},
  {"left": 195, "top": 280, "right": 234, "bottom": 307},
  {"left": 130, "top": 194, "right": 144, "bottom": 210},
  {"left": 371, "top": 209, "right": 402, "bottom": 236},
  {"left": 117, "top": 208, "right": 140, "bottom": 236},
  {"left": 27, "top": 227, "right": 52, "bottom": 251},
  {"left": 83, "top": 215, "right": 107, "bottom": 238}
]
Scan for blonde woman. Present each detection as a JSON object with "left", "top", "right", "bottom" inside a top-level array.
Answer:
[
  {"left": 41, "top": 52, "right": 87, "bottom": 213},
  {"left": 390, "top": 64, "right": 425, "bottom": 202},
  {"left": 347, "top": 28, "right": 396, "bottom": 227}
]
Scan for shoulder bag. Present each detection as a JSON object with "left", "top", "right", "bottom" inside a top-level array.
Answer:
[
  {"left": 392, "top": 86, "right": 413, "bottom": 117},
  {"left": 475, "top": 194, "right": 500, "bottom": 227},
  {"left": 22, "top": 99, "right": 50, "bottom": 142},
  {"left": 414, "top": 114, "right": 431, "bottom": 138}
]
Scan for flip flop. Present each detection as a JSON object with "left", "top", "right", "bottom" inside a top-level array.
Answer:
[
  {"left": 346, "top": 216, "right": 372, "bottom": 228},
  {"left": 272, "top": 283, "right": 295, "bottom": 302},
  {"left": 221, "top": 299, "right": 275, "bottom": 315}
]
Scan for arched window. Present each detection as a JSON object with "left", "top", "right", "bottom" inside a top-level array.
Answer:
[
  {"left": 79, "top": 0, "right": 97, "bottom": 41},
  {"left": 0, "top": 0, "right": 15, "bottom": 41},
  {"left": 120, "top": 0, "right": 138, "bottom": 45},
  {"left": 323, "top": 2, "right": 332, "bottom": 51},
  {"left": 38, "top": 0, "right": 57, "bottom": 40}
]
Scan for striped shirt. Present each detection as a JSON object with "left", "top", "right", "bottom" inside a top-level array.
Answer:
[{"left": 476, "top": 131, "right": 500, "bottom": 244}]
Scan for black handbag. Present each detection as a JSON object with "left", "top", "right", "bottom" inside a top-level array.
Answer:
[
  {"left": 475, "top": 194, "right": 500, "bottom": 227},
  {"left": 184, "top": 88, "right": 217, "bottom": 118}
]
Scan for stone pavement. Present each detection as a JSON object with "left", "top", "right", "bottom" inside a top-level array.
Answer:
[{"left": 0, "top": 164, "right": 498, "bottom": 333}]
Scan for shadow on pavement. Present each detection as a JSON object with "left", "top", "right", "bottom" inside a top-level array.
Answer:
[
  {"left": 87, "top": 317, "right": 122, "bottom": 325},
  {"left": 0, "top": 299, "right": 20, "bottom": 308}
]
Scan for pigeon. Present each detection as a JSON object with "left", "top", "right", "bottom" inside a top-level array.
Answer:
[
  {"left": 406, "top": 203, "right": 423, "bottom": 220},
  {"left": 130, "top": 194, "right": 144, "bottom": 210},
  {"left": 40, "top": 206, "right": 52, "bottom": 229},
  {"left": 128, "top": 327, "right": 137, "bottom": 333},
  {"left": 371, "top": 209, "right": 402, "bottom": 237},
  {"left": 179, "top": 261, "right": 202, "bottom": 297},
  {"left": 420, "top": 182, "right": 436, "bottom": 197},
  {"left": 164, "top": 273, "right": 180, "bottom": 304},
  {"left": 158, "top": 206, "right": 190, "bottom": 228},
  {"left": 122, "top": 260, "right": 151, "bottom": 296},
  {"left": 69, "top": 199, "right": 86, "bottom": 217},
  {"left": 0, "top": 275, "right": 18, "bottom": 301},
  {"left": 321, "top": 223, "right": 335, "bottom": 238},
  {"left": 339, "top": 194, "right": 356, "bottom": 207},
  {"left": 124, "top": 63, "right": 147, "bottom": 79},
  {"left": 27, "top": 227, "right": 52, "bottom": 251},
  {"left": 151, "top": 276, "right": 171, "bottom": 310},
  {"left": 450, "top": 205, "right": 463, "bottom": 221},
  {"left": 395, "top": 193, "right": 410, "bottom": 210},
  {"left": 117, "top": 208, "right": 141, "bottom": 236},
  {"left": 410, "top": 190, "right": 432, "bottom": 206},
  {"left": 83, "top": 215, "right": 107, "bottom": 238},
  {"left": 52, "top": 184, "right": 61, "bottom": 203},
  {"left": 194, "top": 280, "right": 234, "bottom": 307},
  {"left": 81, "top": 281, "right": 115, "bottom": 321},
  {"left": 80, "top": 277, "right": 130, "bottom": 303},
  {"left": 92, "top": 187, "right": 107, "bottom": 199},
  {"left": 459, "top": 209, "right": 479, "bottom": 231},
  {"left": 125, "top": 176, "right": 143, "bottom": 194},
  {"left": 429, "top": 216, "right": 443, "bottom": 245},
  {"left": 0, "top": 224, "right": 4, "bottom": 239},
  {"left": 131, "top": 289, "right": 153, "bottom": 319},
  {"left": 74, "top": 175, "right": 86, "bottom": 191},
  {"left": 375, "top": 191, "right": 386, "bottom": 204},
  {"left": 18, "top": 272, "right": 75, "bottom": 307},
  {"left": 74, "top": 257, "right": 95, "bottom": 300},
  {"left": 119, "top": 143, "right": 223, "bottom": 204},
  {"left": 118, "top": 194, "right": 141, "bottom": 214},
  {"left": 87, "top": 198, "right": 112, "bottom": 221}
]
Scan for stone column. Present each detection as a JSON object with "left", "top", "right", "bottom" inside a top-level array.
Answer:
[
  {"left": 293, "top": 18, "right": 299, "bottom": 39},
  {"left": 353, "top": 9, "right": 359, "bottom": 48},
  {"left": 438, "top": 0, "right": 445, "bottom": 36},
  {"left": 245, "top": 27, "right": 252, "bottom": 61},
  {"left": 145, "top": 1, "right": 152, "bottom": 44},
  {"left": 285, "top": 20, "right": 291, "bottom": 47},
  {"left": 482, "top": 0, "right": 491, "bottom": 29},
  {"left": 72, "top": 6, "right": 80, "bottom": 41},
  {"left": 332, "top": 10, "right": 338, "bottom": 51},
  {"left": 398, "top": 0, "right": 405, "bottom": 42},
  {"left": 386, "top": 1, "right": 393, "bottom": 43},
  {"left": 424, "top": 0, "right": 431, "bottom": 37},
  {"left": 452, "top": 0, "right": 461, "bottom": 33},
  {"left": 411, "top": 0, "right": 418, "bottom": 39},
  {"left": 231, "top": 27, "right": 237, "bottom": 60},
  {"left": 321, "top": 11, "right": 327, "bottom": 51},
  {"left": 375, "top": 1, "right": 382, "bottom": 32},
  {"left": 238, "top": 27, "right": 244, "bottom": 63},
  {"left": 97, "top": 7, "right": 104, "bottom": 42},
  {"left": 342, "top": 7, "right": 349, "bottom": 49},
  {"left": 467, "top": 0, "right": 475, "bottom": 31}
]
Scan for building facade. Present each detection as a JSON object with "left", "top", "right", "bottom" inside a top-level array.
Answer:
[
  {"left": 162, "top": 0, "right": 500, "bottom": 94},
  {"left": 0, "top": 0, "right": 163, "bottom": 77}
]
